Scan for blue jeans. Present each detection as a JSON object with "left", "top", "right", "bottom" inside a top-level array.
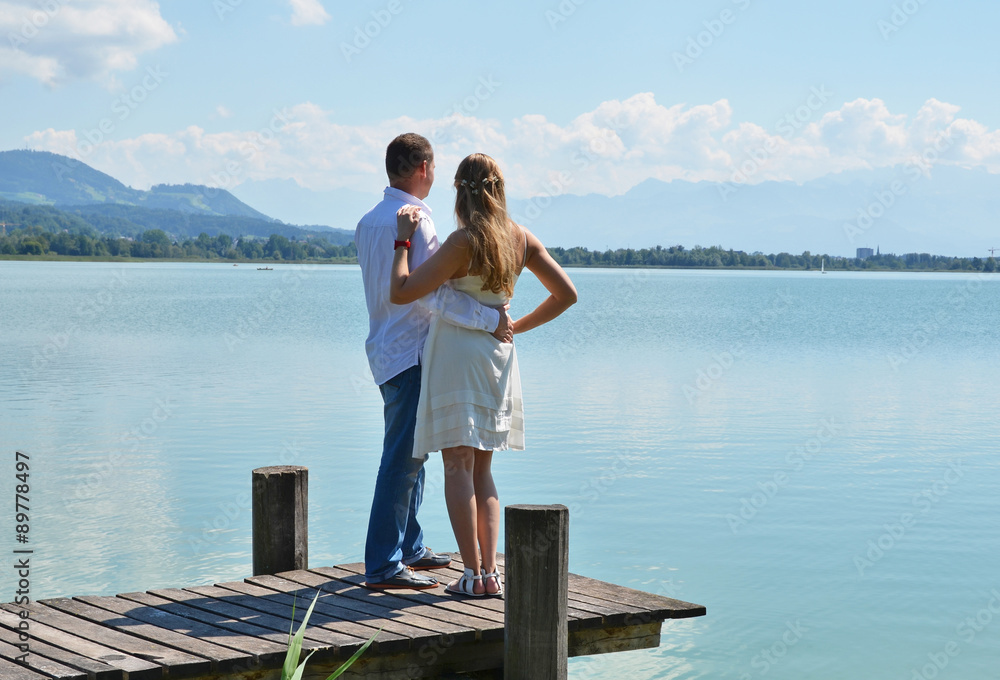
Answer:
[{"left": 365, "top": 364, "right": 428, "bottom": 582}]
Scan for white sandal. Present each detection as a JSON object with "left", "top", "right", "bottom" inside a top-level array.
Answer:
[
  {"left": 445, "top": 567, "right": 484, "bottom": 597},
  {"left": 482, "top": 568, "right": 503, "bottom": 597}
]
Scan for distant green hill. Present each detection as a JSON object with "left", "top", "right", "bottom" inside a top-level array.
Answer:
[
  {"left": 0, "top": 149, "right": 140, "bottom": 205},
  {"left": 0, "top": 149, "right": 353, "bottom": 244},
  {"left": 0, "top": 199, "right": 354, "bottom": 245},
  {"left": 0, "top": 149, "right": 271, "bottom": 220},
  {"left": 142, "top": 183, "right": 273, "bottom": 219}
]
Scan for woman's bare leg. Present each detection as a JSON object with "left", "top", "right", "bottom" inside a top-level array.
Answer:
[
  {"left": 442, "top": 445, "right": 484, "bottom": 593},
  {"left": 473, "top": 449, "right": 501, "bottom": 594}
]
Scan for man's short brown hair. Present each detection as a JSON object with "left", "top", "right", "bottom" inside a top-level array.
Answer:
[{"left": 386, "top": 133, "right": 433, "bottom": 180}]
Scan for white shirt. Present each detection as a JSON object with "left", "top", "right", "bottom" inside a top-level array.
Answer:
[{"left": 356, "top": 186, "right": 501, "bottom": 385}]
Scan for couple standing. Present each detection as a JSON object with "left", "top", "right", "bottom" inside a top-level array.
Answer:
[{"left": 356, "top": 133, "right": 577, "bottom": 596}]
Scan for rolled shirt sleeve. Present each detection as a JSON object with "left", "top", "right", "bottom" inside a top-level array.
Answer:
[
  {"left": 416, "top": 282, "right": 500, "bottom": 331},
  {"left": 410, "top": 215, "right": 500, "bottom": 332}
]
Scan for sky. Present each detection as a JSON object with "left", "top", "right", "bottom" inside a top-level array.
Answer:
[{"left": 2, "top": 0, "right": 999, "bottom": 234}]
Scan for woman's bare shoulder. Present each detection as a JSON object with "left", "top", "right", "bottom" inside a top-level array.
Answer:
[
  {"left": 518, "top": 225, "right": 545, "bottom": 252},
  {"left": 444, "top": 229, "right": 471, "bottom": 249}
]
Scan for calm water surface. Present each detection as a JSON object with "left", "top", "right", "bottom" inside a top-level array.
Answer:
[{"left": 1, "top": 261, "right": 998, "bottom": 679}]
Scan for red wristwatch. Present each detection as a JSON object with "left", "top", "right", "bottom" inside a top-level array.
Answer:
[{"left": 394, "top": 240, "right": 411, "bottom": 250}]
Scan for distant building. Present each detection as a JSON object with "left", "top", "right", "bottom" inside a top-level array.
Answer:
[{"left": 857, "top": 247, "right": 874, "bottom": 259}]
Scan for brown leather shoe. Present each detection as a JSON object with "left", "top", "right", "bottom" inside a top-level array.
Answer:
[
  {"left": 407, "top": 548, "right": 452, "bottom": 571},
  {"left": 363, "top": 567, "right": 438, "bottom": 590}
]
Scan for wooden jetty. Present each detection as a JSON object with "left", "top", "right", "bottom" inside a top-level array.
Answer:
[
  {"left": 1, "top": 467, "right": 705, "bottom": 679},
  {"left": 0, "top": 553, "right": 703, "bottom": 679}
]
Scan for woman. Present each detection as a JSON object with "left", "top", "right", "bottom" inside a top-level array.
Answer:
[{"left": 389, "top": 153, "right": 577, "bottom": 596}]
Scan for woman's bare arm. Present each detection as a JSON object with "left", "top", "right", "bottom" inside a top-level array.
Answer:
[
  {"left": 512, "top": 227, "right": 578, "bottom": 334},
  {"left": 389, "top": 205, "right": 469, "bottom": 304}
]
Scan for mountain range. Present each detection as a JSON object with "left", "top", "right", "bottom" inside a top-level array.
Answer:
[
  {"left": 228, "top": 164, "right": 999, "bottom": 257},
  {"left": 505, "top": 166, "right": 999, "bottom": 257},
  {"left": 3, "top": 149, "right": 996, "bottom": 256}
]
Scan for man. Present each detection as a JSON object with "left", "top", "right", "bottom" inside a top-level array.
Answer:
[{"left": 355, "top": 133, "right": 513, "bottom": 589}]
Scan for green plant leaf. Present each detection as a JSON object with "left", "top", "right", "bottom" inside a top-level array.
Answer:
[
  {"left": 321, "top": 627, "right": 382, "bottom": 680},
  {"left": 278, "top": 588, "right": 377, "bottom": 680},
  {"left": 288, "top": 649, "right": 318, "bottom": 680},
  {"left": 281, "top": 590, "right": 322, "bottom": 680}
]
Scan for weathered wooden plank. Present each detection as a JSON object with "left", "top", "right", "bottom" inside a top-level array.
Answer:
[
  {"left": 115, "top": 590, "right": 295, "bottom": 664},
  {"left": 0, "top": 605, "right": 160, "bottom": 680},
  {"left": 151, "top": 587, "right": 361, "bottom": 655},
  {"left": 565, "top": 589, "right": 647, "bottom": 616},
  {"left": 0, "top": 612, "right": 120, "bottom": 680},
  {"left": 217, "top": 578, "right": 433, "bottom": 646},
  {"left": 74, "top": 595, "right": 253, "bottom": 672},
  {"left": 561, "top": 595, "right": 642, "bottom": 626},
  {"left": 33, "top": 597, "right": 211, "bottom": 678},
  {"left": 204, "top": 580, "right": 409, "bottom": 654},
  {"left": 564, "top": 573, "right": 706, "bottom": 620},
  {"left": 559, "top": 584, "right": 650, "bottom": 625},
  {"left": 567, "top": 621, "right": 663, "bottom": 656},
  {"left": 48, "top": 596, "right": 245, "bottom": 673},
  {"left": 248, "top": 572, "right": 473, "bottom": 642},
  {"left": 493, "top": 554, "right": 704, "bottom": 619},
  {"left": 0, "top": 637, "right": 87, "bottom": 680},
  {"left": 308, "top": 567, "right": 504, "bottom": 640},
  {"left": 0, "top": 656, "right": 51, "bottom": 680}
]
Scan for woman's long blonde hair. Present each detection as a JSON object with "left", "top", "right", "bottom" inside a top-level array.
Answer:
[{"left": 454, "top": 153, "right": 519, "bottom": 297}]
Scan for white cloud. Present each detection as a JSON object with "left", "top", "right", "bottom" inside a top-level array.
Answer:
[
  {"left": 22, "top": 95, "right": 1000, "bottom": 198},
  {"left": 814, "top": 98, "right": 909, "bottom": 160},
  {"left": 0, "top": 0, "right": 177, "bottom": 86},
  {"left": 288, "top": 0, "right": 330, "bottom": 26}
]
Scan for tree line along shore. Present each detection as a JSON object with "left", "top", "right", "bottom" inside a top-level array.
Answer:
[{"left": 1, "top": 225, "right": 997, "bottom": 272}]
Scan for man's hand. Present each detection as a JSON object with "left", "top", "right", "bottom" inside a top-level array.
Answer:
[
  {"left": 396, "top": 205, "right": 421, "bottom": 240},
  {"left": 491, "top": 305, "right": 514, "bottom": 343}
]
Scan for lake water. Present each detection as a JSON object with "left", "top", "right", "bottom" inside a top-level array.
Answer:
[{"left": 2, "top": 261, "right": 998, "bottom": 679}]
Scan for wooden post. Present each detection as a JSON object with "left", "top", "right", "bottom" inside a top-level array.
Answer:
[
  {"left": 504, "top": 504, "right": 569, "bottom": 680},
  {"left": 252, "top": 465, "right": 308, "bottom": 576}
]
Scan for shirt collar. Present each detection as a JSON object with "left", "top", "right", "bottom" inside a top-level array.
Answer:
[{"left": 384, "top": 186, "right": 432, "bottom": 216}]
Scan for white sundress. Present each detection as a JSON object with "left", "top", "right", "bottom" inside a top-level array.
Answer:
[{"left": 412, "top": 271, "right": 525, "bottom": 457}]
